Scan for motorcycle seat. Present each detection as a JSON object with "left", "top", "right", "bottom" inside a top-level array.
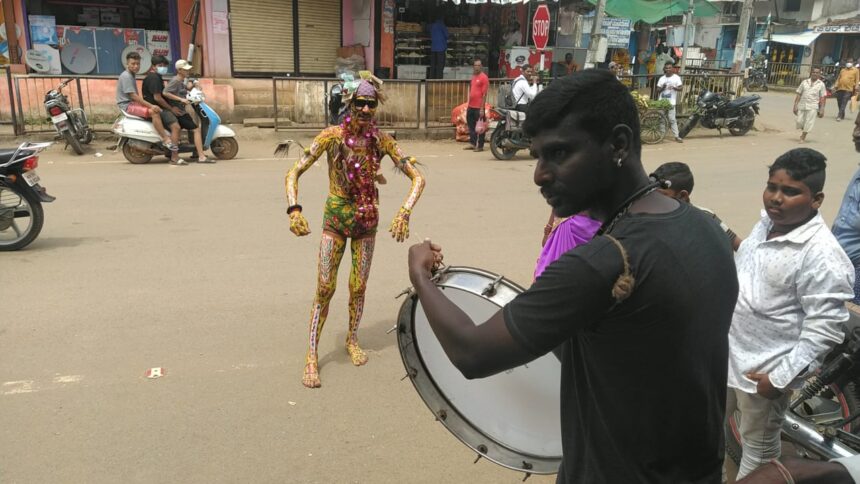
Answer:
[
  {"left": 0, "top": 148, "right": 34, "bottom": 165},
  {"left": 121, "top": 111, "right": 147, "bottom": 121},
  {"left": 727, "top": 95, "right": 761, "bottom": 108}
]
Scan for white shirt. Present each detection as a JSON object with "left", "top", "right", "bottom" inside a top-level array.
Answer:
[
  {"left": 728, "top": 212, "right": 854, "bottom": 393},
  {"left": 511, "top": 75, "right": 537, "bottom": 106},
  {"left": 657, "top": 74, "right": 682, "bottom": 106}
]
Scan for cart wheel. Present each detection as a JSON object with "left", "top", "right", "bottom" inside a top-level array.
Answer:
[{"left": 640, "top": 110, "right": 667, "bottom": 145}]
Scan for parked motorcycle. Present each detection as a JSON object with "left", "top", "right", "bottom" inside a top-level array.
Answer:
[
  {"left": 678, "top": 84, "right": 760, "bottom": 139},
  {"left": 112, "top": 81, "right": 238, "bottom": 164},
  {"left": 725, "top": 307, "right": 860, "bottom": 464},
  {"left": 44, "top": 78, "right": 93, "bottom": 155},
  {"left": 489, "top": 107, "right": 531, "bottom": 160},
  {"left": 0, "top": 142, "right": 55, "bottom": 251},
  {"left": 744, "top": 67, "right": 769, "bottom": 92}
]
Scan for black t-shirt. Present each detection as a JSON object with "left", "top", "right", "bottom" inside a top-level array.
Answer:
[
  {"left": 504, "top": 203, "right": 738, "bottom": 484},
  {"left": 141, "top": 72, "right": 164, "bottom": 106}
]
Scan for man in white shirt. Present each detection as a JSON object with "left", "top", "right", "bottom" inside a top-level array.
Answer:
[
  {"left": 727, "top": 148, "right": 855, "bottom": 479},
  {"left": 511, "top": 64, "right": 538, "bottom": 122},
  {"left": 656, "top": 62, "right": 683, "bottom": 143},
  {"left": 793, "top": 68, "right": 827, "bottom": 143}
]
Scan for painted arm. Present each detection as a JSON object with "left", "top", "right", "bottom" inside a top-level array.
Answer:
[
  {"left": 284, "top": 136, "right": 329, "bottom": 236},
  {"left": 382, "top": 136, "right": 425, "bottom": 242}
]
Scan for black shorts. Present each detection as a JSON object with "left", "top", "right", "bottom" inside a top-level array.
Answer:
[{"left": 159, "top": 110, "right": 197, "bottom": 130}]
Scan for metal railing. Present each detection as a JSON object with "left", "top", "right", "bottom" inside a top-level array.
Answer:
[
  {"left": 765, "top": 62, "right": 840, "bottom": 88},
  {"left": 272, "top": 77, "right": 422, "bottom": 130},
  {"left": 1, "top": 67, "right": 20, "bottom": 134},
  {"left": 620, "top": 73, "right": 744, "bottom": 115},
  {"left": 11, "top": 75, "right": 122, "bottom": 134}
]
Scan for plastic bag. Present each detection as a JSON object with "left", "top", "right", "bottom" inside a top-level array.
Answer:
[
  {"left": 851, "top": 94, "right": 858, "bottom": 114},
  {"left": 476, "top": 117, "right": 488, "bottom": 135}
]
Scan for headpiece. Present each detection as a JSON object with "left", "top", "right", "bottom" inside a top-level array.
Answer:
[{"left": 342, "top": 71, "right": 385, "bottom": 104}]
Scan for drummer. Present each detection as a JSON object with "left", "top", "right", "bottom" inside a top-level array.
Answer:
[{"left": 407, "top": 69, "right": 738, "bottom": 483}]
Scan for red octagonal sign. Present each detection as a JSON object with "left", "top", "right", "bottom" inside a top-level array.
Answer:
[{"left": 532, "top": 5, "right": 551, "bottom": 51}]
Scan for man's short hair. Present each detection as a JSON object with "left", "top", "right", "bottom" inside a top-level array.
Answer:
[
  {"left": 151, "top": 55, "right": 168, "bottom": 66},
  {"left": 522, "top": 69, "right": 642, "bottom": 155},
  {"left": 769, "top": 148, "right": 827, "bottom": 193},
  {"left": 126, "top": 51, "right": 141, "bottom": 61},
  {"left": 664, "top": 61, "right": 675, "bottom": 68},
  {"left": 651, "top": 162, "right": 694, "bottom": 193},
  {"left": 521, "top": 64, "right": 533, "bottom": 72},
  {"left": 565, "top": 53, "right": 573, "bottom": 60}
]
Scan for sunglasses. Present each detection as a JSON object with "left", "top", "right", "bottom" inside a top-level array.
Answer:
[{"left": 354, "top": 99, "right": 378, "bottom": 109}]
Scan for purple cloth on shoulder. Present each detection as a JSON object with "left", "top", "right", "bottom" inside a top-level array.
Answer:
[{"left": 534, "top": 215, "right": 602, "bottom": 280}]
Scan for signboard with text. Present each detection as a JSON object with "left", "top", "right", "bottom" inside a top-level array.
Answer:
[
  {"left": 532, "top": 4, "right": 550, "bottom": 50},
  {"left": 812, "top": 24, "right": 860, "bottom": 33}
]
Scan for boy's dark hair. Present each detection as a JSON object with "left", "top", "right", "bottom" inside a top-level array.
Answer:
[
  {"left": 151, "top": 55, "right": 168, "bottom": 66},
  {"left": 126, "top": 51, "right": 141, "bottom": 61},
  {"left": 651, "top": 162, "right": 694, "bottom": 193},
  {"left": 769, "top": 148, "right": 827, "bottom": 193},
  {"left": 523, "top": 69, "right": 641, "bottom": 155}
]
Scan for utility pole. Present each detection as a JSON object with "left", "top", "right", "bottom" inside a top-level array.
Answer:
[
  {"left": 678, "top": 0, "right": 694, "bottom": 74},
  {"left": 587, "top": 0, "right": 606, "bottom": 67},
  {"left": 2, "top": 0, "right": 21, "bottom": 64},
  {"left": 732, "top": 0, "right": 755, "bottom": 73}
]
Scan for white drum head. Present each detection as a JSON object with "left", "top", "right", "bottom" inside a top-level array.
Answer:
[{"left": 397, "top": 266, "right": 563, "bottom": 475}]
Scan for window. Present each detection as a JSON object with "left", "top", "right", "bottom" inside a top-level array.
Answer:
[{"left": 784, "top": 0, "right": 801, "bottom": 12}]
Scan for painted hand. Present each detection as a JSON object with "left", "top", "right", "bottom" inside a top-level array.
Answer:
[
  {"left": 289, "top": 211, "right": 311, "bottom": 236},
  {"left": 389, "top": 207, "right": 411, "bottom": 242},
  {"left": 746, "top": 372, "right": 783, "bottom": 400}
]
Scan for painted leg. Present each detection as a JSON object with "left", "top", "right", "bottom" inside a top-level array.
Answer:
[
  {"left": 303, "top": 231, "right": 347, "bottom": 388},
  {"left": 346, "top": 235, "right": 376, "bottom": 366}
]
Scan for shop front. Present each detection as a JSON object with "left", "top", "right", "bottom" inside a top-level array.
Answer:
[
  {"left": 228, "top": 0, "right": 342, "bottom": 76},
  {"left": 812, "top": 21, "right": 860, "bottom": 64},
  {"left": 18, "top": 0, "right": 185, "bottom": 75}
]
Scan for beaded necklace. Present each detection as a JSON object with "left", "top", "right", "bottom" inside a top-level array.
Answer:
[{"left": 342, "top": 115, "right": 381, "bottom": 229}]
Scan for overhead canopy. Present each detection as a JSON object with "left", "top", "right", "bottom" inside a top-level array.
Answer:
[
  {"left": 756, "top": 31, "right": 820, "bottom": 46},
  {"left": 587, "top": 0, "right": 719, "bottom": 24}
]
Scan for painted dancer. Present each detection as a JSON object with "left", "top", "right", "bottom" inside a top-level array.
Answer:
[{"left": 277, "top": 72, "right": 425, "bottom": 388}]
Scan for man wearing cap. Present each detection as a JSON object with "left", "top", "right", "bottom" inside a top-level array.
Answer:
[{"left": 163, "top": 59, "right": 210, "bottom": 163}]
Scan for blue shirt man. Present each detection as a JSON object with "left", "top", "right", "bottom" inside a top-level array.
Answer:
[
  {"left": 833, "top": 165, "right": 860, "bottom": 303},
  {"left": 430, "top": 19, "right": 448, "bottom": 53}
]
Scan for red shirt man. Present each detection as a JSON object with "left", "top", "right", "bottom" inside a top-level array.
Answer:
[{"left": 466, "top": 59, "right": 490, "bottom": 151}]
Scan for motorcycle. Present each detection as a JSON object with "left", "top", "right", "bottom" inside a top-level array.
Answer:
[
  {"left": 744, "top": 67, "right": 769, "bottom": 92},
  {"left": 0, "top": 142, "right": 55, "bottom": 251},
  {"left": 725, "top": 307, "right": 860, "bottom": 464},
  {"left": 678, "top": 85, "right": 760, "bottom": 139},
  {"left": 489, "top": 107, "right": 531, "bottom": 161},
  {"left": 112, "top": 81, "right": 238, "bottom": 164},
  {"left": 44, "top": 78, "right": 93, "bottom": 155}
]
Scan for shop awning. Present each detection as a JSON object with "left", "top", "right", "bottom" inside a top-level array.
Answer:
[
  {"left": 755, "top": 31, "right": 820, "bottom": 46},
  {"left": 587, "top": 0, "right": 719, "bottom": 24}
]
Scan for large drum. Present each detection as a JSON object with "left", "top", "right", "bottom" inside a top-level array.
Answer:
[{"left": 395, "top": 266, "right": 563, "bottom": 476}]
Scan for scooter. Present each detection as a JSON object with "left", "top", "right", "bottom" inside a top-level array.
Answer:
[
  {"left": 112, "top": 82, "right": 238, "bottom": 164},
  {"left": 44, "top": 79, "right": 93, "bottom": 155},
  {"left": 0, "top": 142, "right": 55, "bottom": 251}
]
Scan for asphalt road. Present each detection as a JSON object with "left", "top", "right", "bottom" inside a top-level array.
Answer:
[{"left": 2, "top": 91, "right": 859, "bottom": 483}]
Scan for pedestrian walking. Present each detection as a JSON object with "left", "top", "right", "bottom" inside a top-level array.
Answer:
[
  {"left": 834, "top": 60, "right": 859, "bottom": 121},
  {"left": 465, "top": 58, "right": 488, "bottom": 152},
  {"left": 794, "top": 68, "right": 827, "bottom": 143},
  {"left": 656, "top": 62, "right": 684, "bottom": 142}
]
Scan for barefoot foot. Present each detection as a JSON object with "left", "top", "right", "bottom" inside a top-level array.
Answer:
[
  {"left": 302, "top": 357, "right": 321, "bottom": 388},
  {"left": 346, "top": 343, "right": 368, "bottom": 366}
]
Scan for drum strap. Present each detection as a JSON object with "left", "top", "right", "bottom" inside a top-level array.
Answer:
[{"left": 604, "top": 234, "right": 634, "bottom": 303}]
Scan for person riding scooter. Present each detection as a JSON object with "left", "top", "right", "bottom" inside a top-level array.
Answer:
[
  {"left": 142, "top": 55, "right": 184, "bottom": 164},
  {"left": 115, "top": 51, "right": 173, "bottom": 150},
  {"left": 162, "top": 60, "right": 211, "bottom": 163}
]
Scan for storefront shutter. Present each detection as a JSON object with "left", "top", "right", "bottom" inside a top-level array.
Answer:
[
  {"left": 230, "top": 0, "right": 295, "bottom": 74},
  {"left": 297, "top": 0, "right": 341, "bottom": 75}
]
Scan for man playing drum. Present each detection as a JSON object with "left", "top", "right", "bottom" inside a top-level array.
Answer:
[{"left": 407, "top": 70, "right": 738, "bottom": 483}]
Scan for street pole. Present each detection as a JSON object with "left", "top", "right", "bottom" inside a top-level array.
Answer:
[
  {"left": 2, "top": 0, "right": 21, "bottom": 64},
  {"left": 732, "top": 0, "right": 755, "bottom": 73},
  {"left": 587, "top": 0, "right": 606, "bottom": 67},
  {"left": 678, "top": 0, "right": 694, "bottom": 74}
]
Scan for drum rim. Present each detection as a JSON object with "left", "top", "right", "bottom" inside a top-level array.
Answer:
[{"left": 396, "top": 266, "right": 562, "bottom": 475}]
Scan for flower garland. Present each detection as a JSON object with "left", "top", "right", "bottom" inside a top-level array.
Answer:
[{"left": 342, "top": 115, "right": 381, "bottom": 230}]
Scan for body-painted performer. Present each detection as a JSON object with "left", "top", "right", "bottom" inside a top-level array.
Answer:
[{"left": 278, "top": 73, "right": 425, "bottom": 388}]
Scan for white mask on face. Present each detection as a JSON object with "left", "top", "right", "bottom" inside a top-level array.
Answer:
[
  {"left": 848, "top": 63, "right": 855, "bottom": 68},
  {"left": 156, "top": 66, "right": 169, "bottom": 75}
]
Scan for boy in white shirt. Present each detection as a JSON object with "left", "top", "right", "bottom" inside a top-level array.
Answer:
[
  {"left": 656, "top": 62, "right": 683, "bottom": 143},
  {"left": 728, "top": 148, "right": 855, "bottom": 479}
]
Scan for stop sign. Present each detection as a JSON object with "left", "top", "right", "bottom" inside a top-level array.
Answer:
[{"left": 532, "top": 5, "right": 551, "bottom": 50}]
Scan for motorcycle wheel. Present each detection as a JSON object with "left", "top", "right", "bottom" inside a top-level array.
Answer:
[
  {"left": 725, "top": 381, "right": 860, "bottom": 465},
  {"left": 729, "top": 108, "right": 755, "bottom": 137},
  {"left": 678, "top": 114, "right": 699, "bottom": 139},
  {"left": 0, "top": 182, "right": 44, "bottom": 251},
  {"left": 82, "top": 129, "right": 95, "bottom": 145},
  {"left": 63, "top": 130, "right": 84, "bottom": 155},
  {"left": 122, "top": 143, "right": 153, "bottom": 164},
  {"left": 489, "top": 127, "right": 517, "bottom": 161},
  {"left": 640, "top": 110, "right": 668, "bottom": 145},
  {"left": 210, "top": 137, "right": 239, "bottom": 160}
]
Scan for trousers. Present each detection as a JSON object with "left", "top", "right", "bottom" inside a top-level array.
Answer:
[
  {"left": 466, "top": 107, "right": 485, "bottom": 149},
  {"left": 726, "top": 388, "right": 791, "bottom": 479}
]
